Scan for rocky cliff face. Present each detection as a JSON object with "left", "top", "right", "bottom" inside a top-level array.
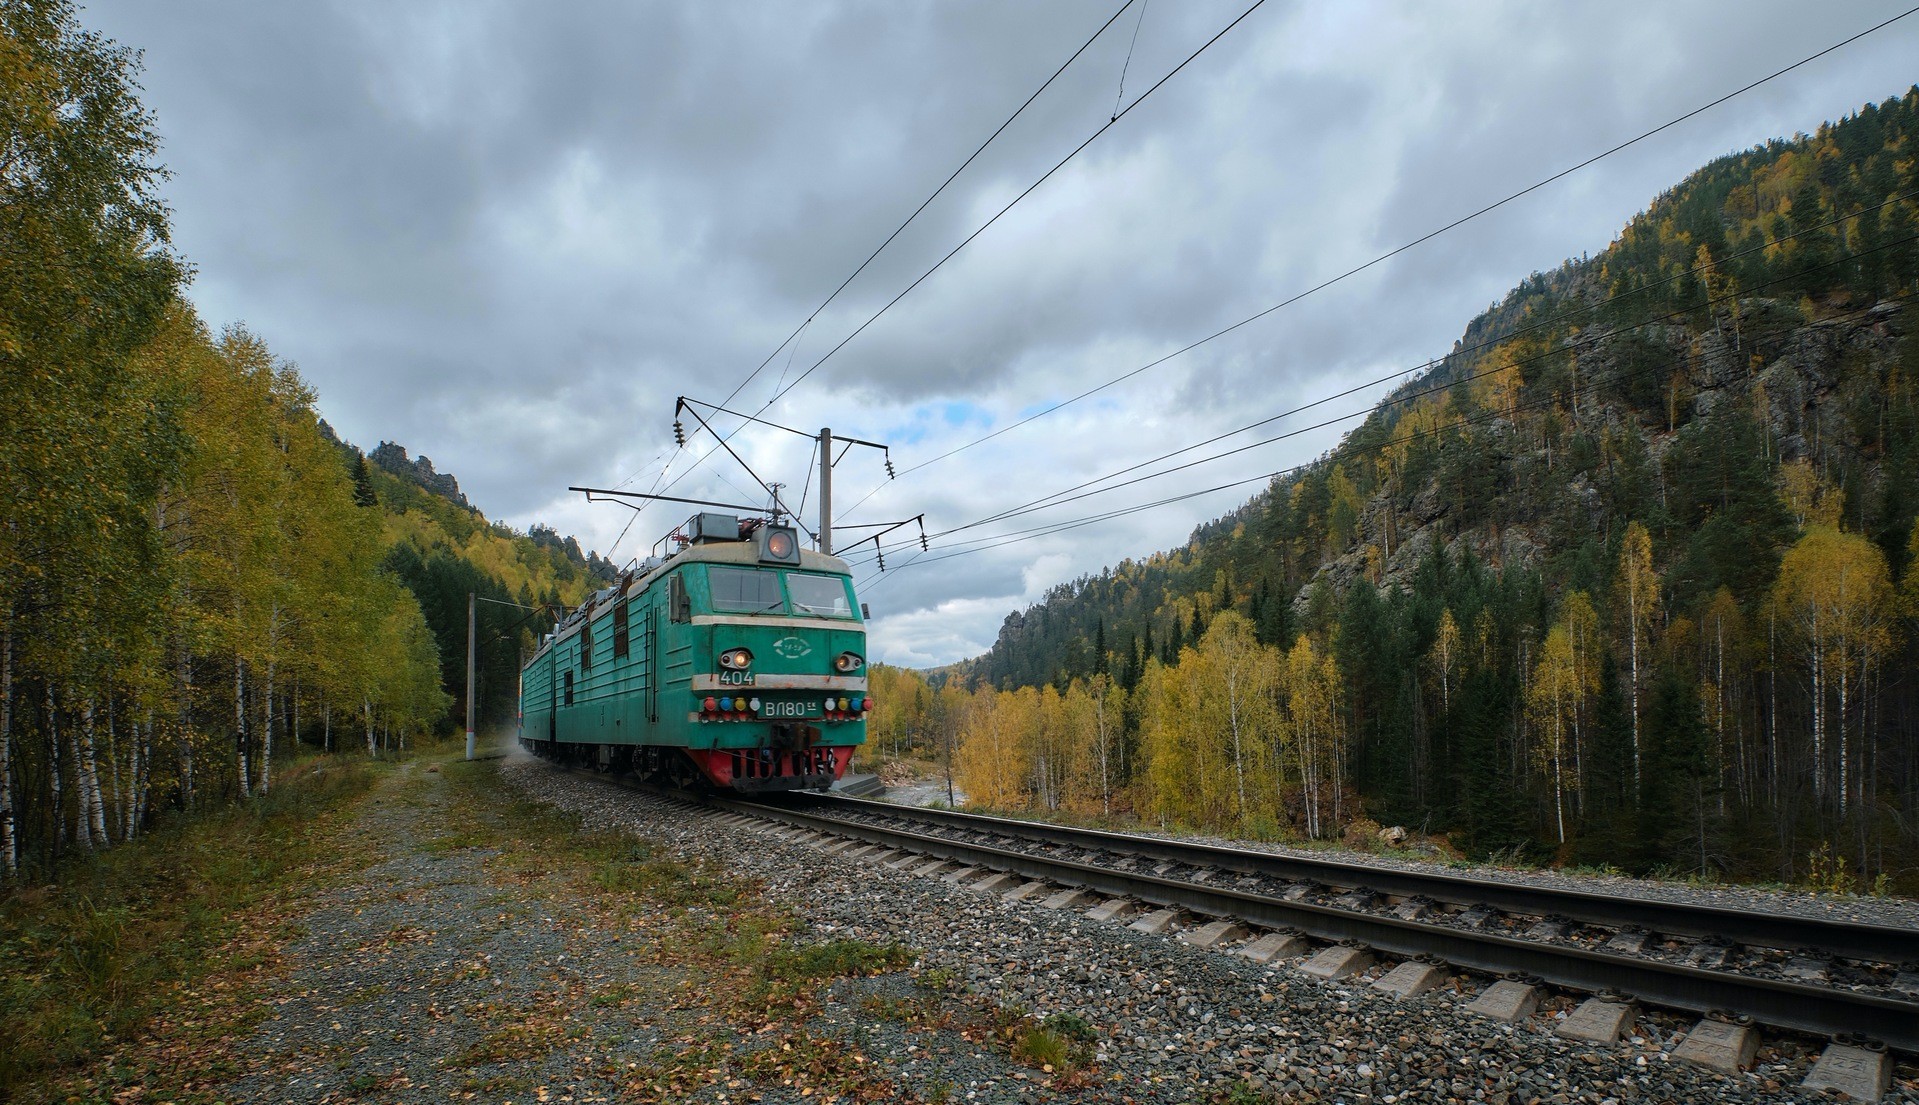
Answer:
[{"left": 369, "top": 441, "right": 470, "bottom": 508}]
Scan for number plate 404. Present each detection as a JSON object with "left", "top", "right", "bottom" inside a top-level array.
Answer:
[
  {"left": 759, "top": 700, "right": 817, "bottom": 719},
  {"left": 718, "top": 670, "right": 754, "bottom": 686}
]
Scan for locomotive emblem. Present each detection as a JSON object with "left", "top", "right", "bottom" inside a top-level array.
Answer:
[{"left": 773, "top": 636, "right": 812, "bottom": 658}]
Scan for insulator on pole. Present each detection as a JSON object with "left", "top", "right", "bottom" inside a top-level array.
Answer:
[{"left": 673, "top": 420, "right": 685, "bottom": 445}]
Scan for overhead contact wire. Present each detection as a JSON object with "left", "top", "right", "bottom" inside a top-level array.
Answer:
[{"left": 850, "top": 4, "right": 1919, "bottom": 501}]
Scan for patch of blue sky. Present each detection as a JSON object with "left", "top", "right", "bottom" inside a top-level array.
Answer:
[{"left": 885, "top": 400, "right": 993, "bottom": 446}]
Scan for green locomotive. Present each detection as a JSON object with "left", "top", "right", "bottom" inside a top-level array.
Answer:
[{"left": 518, "top": 512, "right": 868, "bottom": 791}]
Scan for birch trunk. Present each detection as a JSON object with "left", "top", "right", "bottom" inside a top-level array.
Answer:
[
  {"left": 80, "top": 699, "right": 107, "bottom": 846},
  {"left": 104, "top": 698, "right": 123, "bottom": 844}
]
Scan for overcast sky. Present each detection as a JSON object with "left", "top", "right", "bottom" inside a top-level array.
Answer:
[{"left": 82, "top": 1, "right": 1919, "bottom": 667}]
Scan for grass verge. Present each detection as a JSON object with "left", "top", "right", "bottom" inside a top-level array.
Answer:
[{"left": 0, "top": 754, "right": 385, "bottom": 1100}]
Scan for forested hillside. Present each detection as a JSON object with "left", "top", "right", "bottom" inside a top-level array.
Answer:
[
  {"left": 355, "top": 437, "right": 613, "bottom": 745},
  {"left": 917, "top": 88, "right": 1919, "bottom": 888},
  {"left": 0, "top": 5, "right": 605, "bottom": 878}
]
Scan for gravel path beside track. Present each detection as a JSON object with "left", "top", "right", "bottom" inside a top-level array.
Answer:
[
  {"left": 195, "top": 756, "right": 1057, "bottom": 1104},
  {"left": 209, "top": 762, "right": 692, "bottom": 1103},
  {"left": 509, "top": 758, "right": 1919, "bottom": 1105}
]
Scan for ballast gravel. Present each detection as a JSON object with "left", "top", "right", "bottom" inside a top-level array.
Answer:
[{"left": 506, "top": 757, "right": 1918, "bottom": 1105}]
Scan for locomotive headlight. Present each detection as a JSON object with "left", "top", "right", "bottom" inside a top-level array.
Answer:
[
  {"left": 834, "top": 651, "right": 864, "bottom": 673},
  {"left": 757, "top": 524, "right": 801, "bottom": 564},
  {"left": 718, "top": 648, "right": 753, "bottom": 670}
]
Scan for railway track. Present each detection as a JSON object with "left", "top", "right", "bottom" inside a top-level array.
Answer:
[
  {"left": 713, "top": 791, "right": 1916, "bottom": 1056},
  {"left": 561, "top": 764, "right": 1914, "bottom": 1096}
]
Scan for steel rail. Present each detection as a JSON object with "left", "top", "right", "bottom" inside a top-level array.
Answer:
[
  {"left": 782, "top": 793, "right": 1919, "bottom": 966},
  {"left": 715, "top": 793, "right": 1918, "bottom": 1052}
]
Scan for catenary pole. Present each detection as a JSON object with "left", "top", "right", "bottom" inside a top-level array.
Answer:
[
  {"left": 818, "top": 427, "right": 833, "bottom": 555},
  {"left": 465, "top": 591, "right": 476, "bottom": 760}
]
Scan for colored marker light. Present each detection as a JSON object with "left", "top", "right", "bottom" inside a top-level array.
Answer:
[
  {"left": 749, "top": 698, "right": 761, "bottom": 711},
  {"left": 720, "top": 697, "right": 733, "bottom": 711},
  {"left": 703, "top": 697, "right": 717, "bottom": 712}
]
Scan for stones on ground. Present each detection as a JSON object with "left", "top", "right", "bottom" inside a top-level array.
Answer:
[
  {"left": 1602, "top": 927, "right": 1650, "bottom": 954},
  {"left": 1371, "top": 960, "right": 1445, "bottom": 998},
  {"left": 1554, "top": 998, "right": 1636, "bottom": 1044},
  {"left": 1298, "top": 944, "right": 1373, "bottom": 980},
  {"left": 1236, "top": 930, "right": 1308, "bottom": 964},
  {"left": 1040, "top": 887, "right": 1099, "bottom": 910},
  {"left": 1085, "top": 898, "right": 1139, "bottom": 922},
  {"left": 1801, "top": 1042, "right": 1892, "bottom": 1103},
  {"left": 1456, "top": 905, "right": 1497, "bottom": 928},
  {"left": 1523, "top": 917, "right": 1569, "bottom": 941},
  {"left": 1688, "top": 940, "right": 1733, "bottom": 969},
  {"left": 1280, "top": 882, "right": 1318, "bottom": 902},
  {"left": 1392, "top": 896, "right": 1433, "bottom": 921},
  {"left": 498, "top": 761, "right": 1919, "bottom": 1105},
  {"left": 1784, "top": 954, "right": 1831, "bottom": 982},
  {"left": 969, "top": 872, "right": 1020, "bottom": 894},
  {"left": 1672, "top": 1017, "right": 1759, "bottom": 1074},
  {"left": 1894, "top": 965, "right": 1919, "bottom": 995},
  {"left": 1178, "top": 920, "right": 1248, "bottom": 949},
  {"left": 1466, "top": 980, "right": 1541, "bottom": 1022},
  {"left": 1333, "top": 889, "right": 1377, "bottom": 910},
  {"left": 1129, "top": 908, "right": 1180, "bottom": 935}
]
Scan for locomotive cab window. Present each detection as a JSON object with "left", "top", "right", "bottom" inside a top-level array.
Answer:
[
  {"left": 708, "top": 566, "right": 784, "bottom": 613},
  {"left": 786, "top": 572, "right": 854, "bottom": 618}
]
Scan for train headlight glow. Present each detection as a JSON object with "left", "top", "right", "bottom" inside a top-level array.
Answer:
[
  {"left": 718, "top": 648, "right": 753, "bottom": 670},
  {"left": 834, "top": 651, "right": 863, "bottom": 673}
]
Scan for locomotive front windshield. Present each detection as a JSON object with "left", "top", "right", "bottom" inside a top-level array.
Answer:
[
  {"left": 709, "top": 566, "right": 785, "bottom": 613},
  {"left": 786, "top": 572, "right": 853, "bottom": 617},
  {"left": 701, "top": 566, "right": 856, "bottom": 618}
]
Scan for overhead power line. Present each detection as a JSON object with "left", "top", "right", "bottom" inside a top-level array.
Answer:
[
  {"left": 855, "top": 285, "right": 1918, "bottom": 588},
  {"left": 835, "top": 4, "right": 1919, "bottom": 520},
  {"left": 847, "top": 236, "right": 1919, "bottom": 584},
  {"left": 634, "top": 0, "right": 1274, "bottom": 525},
  {"left": 608, "top": 0, "right": 1140, "bottom": 504},
  {"left": 901, "top": 192, "right": 1919, "bottom": 542}
]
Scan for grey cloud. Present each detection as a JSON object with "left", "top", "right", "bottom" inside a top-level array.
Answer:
[{"left": 79, "top": 0, "right": 1919, "bottom": 665}]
